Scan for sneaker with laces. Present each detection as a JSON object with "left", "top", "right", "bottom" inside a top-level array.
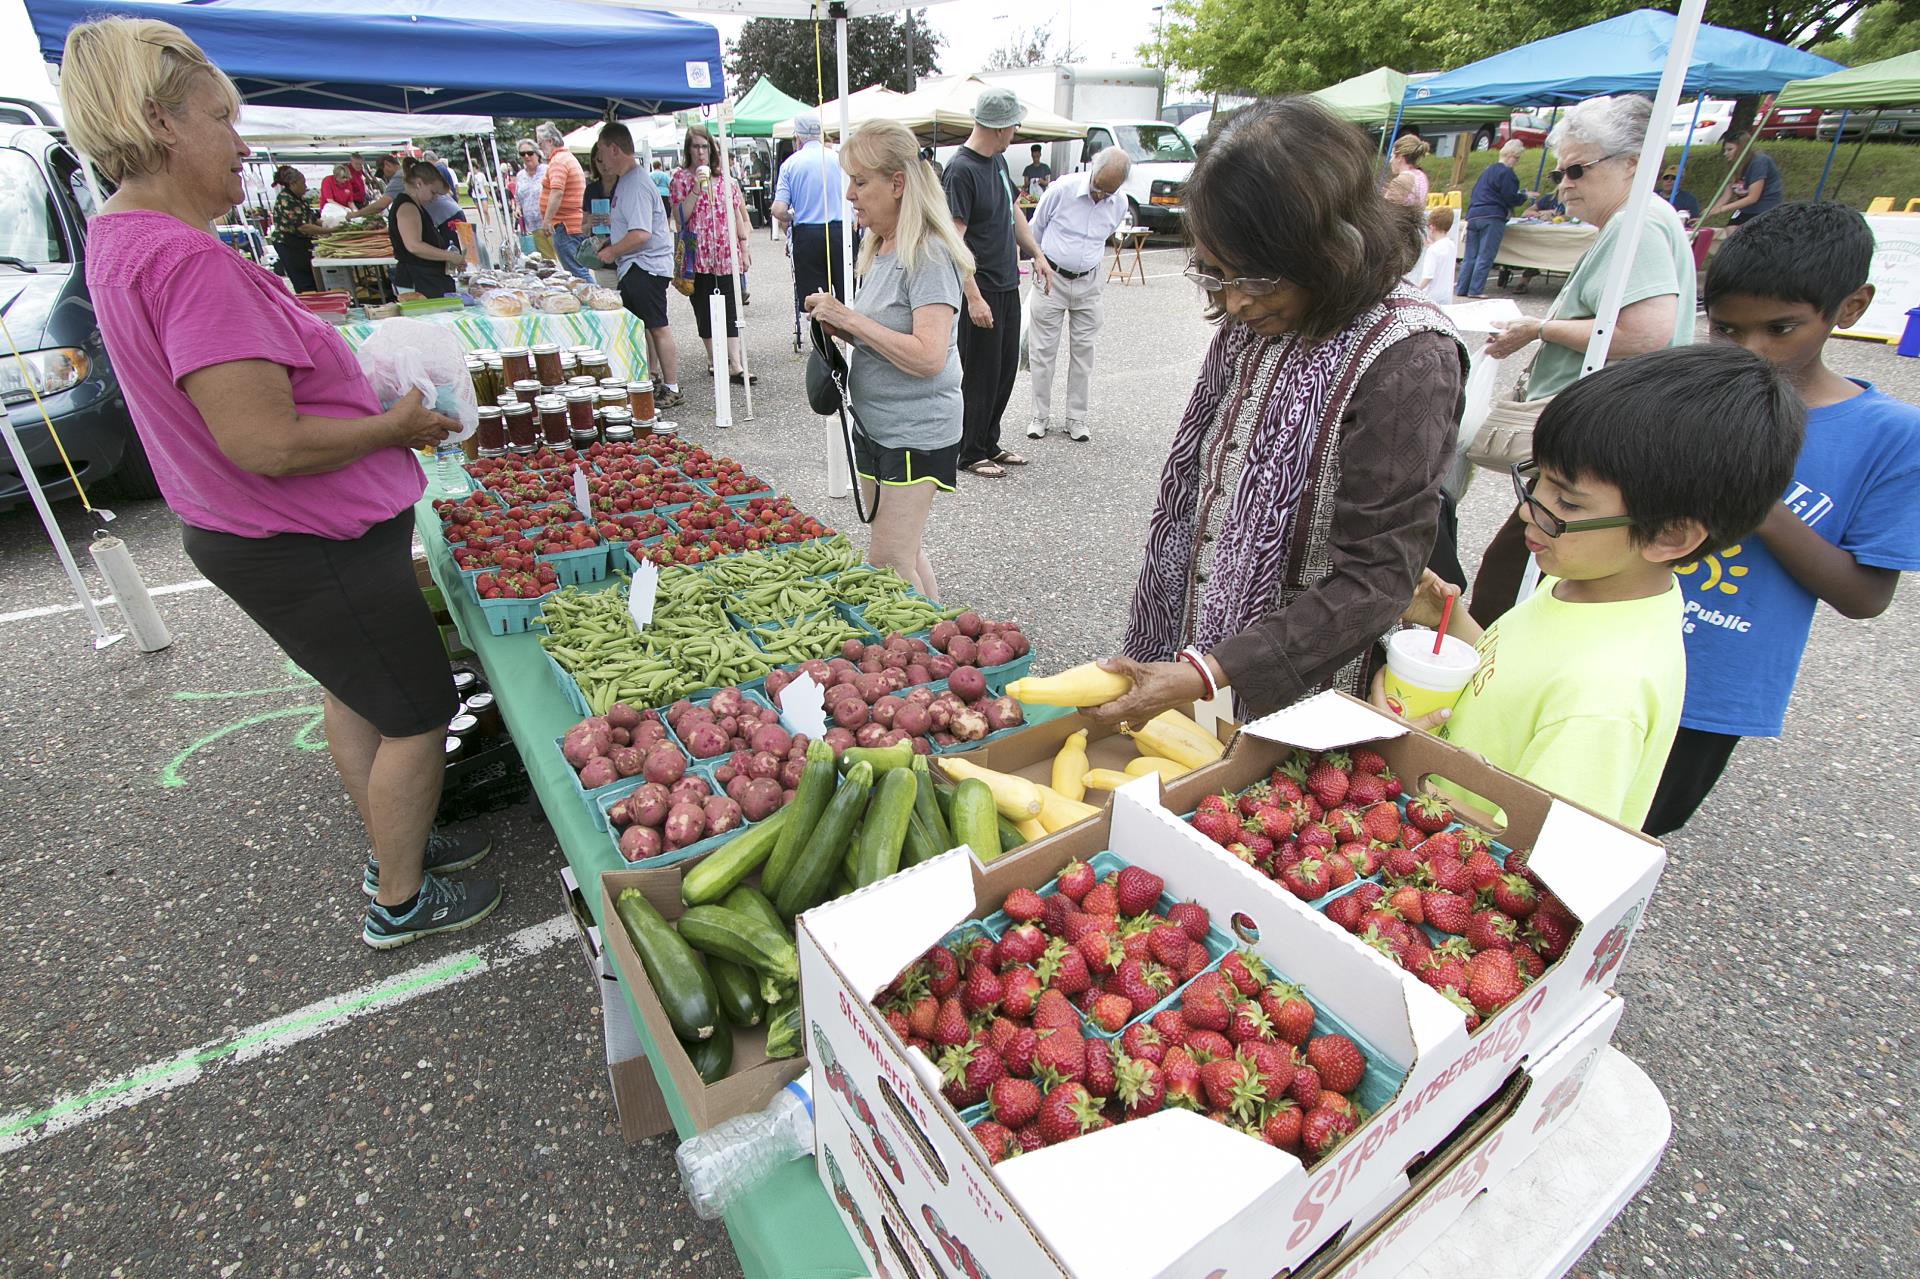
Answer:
[
  {"left": 1066, "top": 421, "right": 1091, "bottom": 442},
  {"left": 362, "top": 873, "right": 502, "bottom": 949},
  {"left": 1026, "top": 420, "right": 1049, "bottom": 440},
  {"left": 364, "top": 826, "right": 492, "bottom": 897}
]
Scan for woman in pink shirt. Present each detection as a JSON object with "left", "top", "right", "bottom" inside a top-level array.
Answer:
[
  {"left": 58, "top": 17, "right": 500, "bottom": 948},
  {"left": 1384, "top": 134, "right": 1431, "bottom": 208}
]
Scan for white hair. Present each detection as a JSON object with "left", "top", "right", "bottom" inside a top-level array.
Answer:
[
  {"left": 1548, "top": 95, "right": 1652, "bottom": 158},
  {"left": 535, "top": 122, "right": 565, "bottom": 149},
  {"left": 1091, "top": 146, "right": 1132, "bottom": 179}
]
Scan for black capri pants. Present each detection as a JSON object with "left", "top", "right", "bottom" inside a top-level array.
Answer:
[
  {"left": 690, "top": 271, "right": 740, "bottom": 339},
  {"left": 183, "top": 510, "right": 457, "bottom": 739}
]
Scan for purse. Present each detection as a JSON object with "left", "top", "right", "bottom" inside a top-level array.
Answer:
[
  {"left": 806, "top": 318, "right": 878, "bottom": 525},
  {"left": 672, "top": 229, "right": 698, "bottom": 297},
  {"left": 1463, "top": 363, "right": 1552, "bottom": 471}
]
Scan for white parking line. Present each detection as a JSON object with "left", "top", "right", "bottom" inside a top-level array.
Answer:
[
  {"left": 0, "top": 913, "right": 574, "bottom": 1153},
  {"left": 0, "top": 578, "right": 215, "bottom": 625}
]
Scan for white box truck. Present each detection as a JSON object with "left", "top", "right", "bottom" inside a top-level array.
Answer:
[{"left": 978, "top": 65, "right": 1196, "bottom": 233}]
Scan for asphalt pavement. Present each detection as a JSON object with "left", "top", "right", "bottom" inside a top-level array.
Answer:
[{"left": 1, "top": 233, "right": 1914, "bottom": 1278}]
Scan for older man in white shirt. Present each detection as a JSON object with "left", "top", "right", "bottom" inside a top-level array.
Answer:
[{"left": 1026, "top": 147, "right": 1131, "bottom": 443}]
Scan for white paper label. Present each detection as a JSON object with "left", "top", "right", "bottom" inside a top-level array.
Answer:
[
  {"left": 628, "top": 559, "right": 659, "bottom": 629},
  {"left": 686, "top": 61, "right": 712, "bottom": 89},
  {"left": 780, "top": 672, "right": 829, "bottom": 741},
  {"left": 572, "top": 467, "right": 592, "bottom": 523}
]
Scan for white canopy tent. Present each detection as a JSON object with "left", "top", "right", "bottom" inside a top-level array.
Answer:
[{"left": 236, "top": 106, "right": 495, "bottom": 149}]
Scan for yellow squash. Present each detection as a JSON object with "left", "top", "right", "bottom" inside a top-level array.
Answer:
[
  {"left": 1005, "top": 663, "right": 1132, "bottom": 708},
  {"left": 1080, "top": 768, "right": 1137, "bottom": 792},
  {"left": 936, "top": 757, "right": 1043, "bottom": 820},
  {"left": 1051, "top": 729, "right": 1090, "bottom": 802},
  {"left": 1125, "top": 755, "right": 1189, "bottom": 781},
  {"left": 1128, "top": 709, "right": 1224, "bottom": 770},
  {"left": 1032, "top": 783, "right": 1102, "bottom": 833}
]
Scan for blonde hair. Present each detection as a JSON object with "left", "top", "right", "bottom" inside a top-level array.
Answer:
[
  {"left": 58, "top": 17, "right": 241, "bottom": 185},
  {"left": 841, "top": 120, "right": 974, "bottom": 282},
  {"left": 1392, "top": 134, "right": 1431, "bottom": 164}
]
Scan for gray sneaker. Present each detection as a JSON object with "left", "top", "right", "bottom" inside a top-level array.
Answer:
[
  {"left": 1066, "top": 421, "right": 1091, "bottom": 442},
  {"left": 364, "top": 826, "right": 492, "bottom": 896},
  {"left": 362, "top": 873, "right": 502, "bottom": 950},
  {"left": 1026, "top": 420, "right": 1048, "bottom": 439}
]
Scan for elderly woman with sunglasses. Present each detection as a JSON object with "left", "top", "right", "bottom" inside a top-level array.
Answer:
[
  {"left": 1081, "top": 98, "right": 1467, "bottom": 727},
  {"left": 1469, "top": 94, "right": 1695, "bottom": 625}
]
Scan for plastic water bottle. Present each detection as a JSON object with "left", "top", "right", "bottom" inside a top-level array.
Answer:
[
  {"left": 433, "top": 440, "right": 470, "bottom": 495},
  {"left": 675, "top": 1078, "right": 815, "bottom": 1220}
]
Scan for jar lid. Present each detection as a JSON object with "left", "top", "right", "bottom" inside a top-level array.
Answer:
[
  {"left": 504, "top": 402, "right": 533, "bottom": 416},
  {"left": 530, "top": 342, "right": 560, "bottom": 355},
  {"left": 599, "top": 377, "right": 626, "bottom": 389},
  {"left": 483, "top": 354, "right": 504, "bottom": 368},
  {"left": 579, "top": 348, "right": 606, "bottom": 359},
  {"left": 498, "top": 346, "right": 530, "bottom": 357},
  {"left": 465, "top": 355, "right": 483, "bottom": 368},
  {"left": 444, "top": 736, "right": 464, "bottom": 758},
  {"left": 451, "top": 669, "right": 478, "bottom": 691},
  {"left": 534, "top": 395, "right": 566, "bottom": 410},
  {"left": 469, "top": 348, "right": 498, "bottom": 359},
  {"left": 565, "top": 387, "right": 596, "bottom": 402},
  {"left": 464, "top": 692, "right": 495, "bottom": 712},
  {"left": 559, "top": 352, "right": 578, "bottom": 367},
  {"left": 496, "top": 392, "right": 518, "bottom": 404},
  {"left": 627, "top": 380, "right": 654, "bottom": 392},
  {"left": 476, "top": 404, "right": 503, "bottom": 417},
  {"left": 602, "top": 407, "right": 633, "bottom": 424},
  {"left": 511, "top": 378, "right": 544, "bottom": 393},
  {"left": 603, "top": 425, "right": 635, "bottom": 442},
  {"left": 568, "top": 375, "right": 599, "bottom": 388}
]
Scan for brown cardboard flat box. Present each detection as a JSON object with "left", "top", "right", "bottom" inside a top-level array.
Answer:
[{"left": 558, "top": 868, "right": 673, "bottom": 1143}]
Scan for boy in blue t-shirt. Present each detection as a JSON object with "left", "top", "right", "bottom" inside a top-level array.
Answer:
[{"left": 1646, "top": 202, "right": 1920, "bottom": 835}]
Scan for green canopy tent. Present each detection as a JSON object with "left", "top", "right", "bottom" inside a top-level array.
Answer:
[
  {"left": 728, "top": 76, "right": 814, "bottom": 137},
  {"left": 1775, "top": 51, "right": 1920, "bottom": 198},
  {"left": 1311, "top": 66, "right": 1505, "bottom": 128}
]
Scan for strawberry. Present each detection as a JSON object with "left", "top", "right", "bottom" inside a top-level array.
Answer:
[
  {"left": 1349, "top": 746, "right": 1388, "bottom": 776},
  {"left": 1002, "top": 887, "right": 1047, "bottom": 925},
  {"left": 1421, "top": 890, "right": 1473, "bottom": 936},
  {"left": 1118, "top": 930, "right": 1153, "bottom": 964},
  {"left": 1464, "top": 849, "right": 1504, "bottom": 893},
  {"left": 1199, "top": 1053, "right": 1251, "bottom": 1112},
  {"left": 1220, "top": 950, "right": 1265, "bottom": 996},
  {"left": 1504, "top": 846, "right": 1540, "bottom": 887},
  {"left": 1190, "top": 808, "right": 1240, "bottom": 846},
  {"left": 1417, "top": 943, "right": 1471, "bottom": 995},
  {"left": 1453, "top": 825, "right": 1494, "bottom": 859},
  {"left": 985, "top": 1016, "right": 1020, "bottom": 1055},
  {"left": 989, "top": 1076, "right": 1041, "bottom": 1128},
  {"left": 1089, "top": 992, "right": 1132, "bottom": 1033},
  {"left": 1033, "top": 987, "right": 1080, "bottom": 1030},
  {"left": 1316, "top": 1092, "right": 1357, "bottom": 1119},
  {"left": 1288, "top": 1065, "right": 1323, "bottom": 1109},
  {"left": 1235, "top": 787, "right": 1270, "bottom": 819},
  {"left": 1167, "top": 900, "right": 1211, "bottom": 943},
  {"left": 1081, "top": 882, "right": 1119, "bottom": 917},
  {"left": 1034, "top": 1027, "right": 1088, "bottom": 1087},
  {"left": 1296, "top": 822, "right": 1335, "bottom": 854},
  {"left": 1161, "top": 1047, "right": 1202, "bottom": 1109},
  {"left": 1525, "top": 910, "right": 1576, "bottom": 962},
  {"left": 1150, "top": 1009, "right": 1189, "bottom": 1047},
  {"left": 1441, "top": 987, "right": 1482, "bottom": 1032},
  {"left": 1465, "top": 948, "right": 1523, "bottom": 1015},
  {"left": 1115, "top": 1053, "right": 1167, "bottom": 1118},
  {"left": 1120, "top": 1021, "right": 1165, "bottom": 1065},
  {"left": 1350, "top": 882, "right": 1386, "bottom": 912},
  {"left": 1280, "top": 856, "right": 1330, "bottom": 900},
  {"left": 1304, "top": 753, "right": 1351, "bottom": 808},
  {"left": 1380, "top": 768, "right": 1403, "bottom": 799},
  {"left": 1405, "top": 793, "right": 1454, "bottom": 834},
  {"left": 971, "top": 1119, "right": 1020, "bottom": 1164},
  {"left": 1249, "top": 804, "right": 1295, "bottom": 842},
  {"left": 1000, "top": 1027, "right": 1040, "bottom": 1077},
  {"left": 1115, "top": 866, "right": 1164, "bottom": 917},
  {"left": 1326, "top": 808, "right": 1366, "bottom": 844},
  {"left": 1195, "top": 792, "right": 1234, "bottom": 818},
  {"left": 1147, "top": 923, "right": 1189, "bottom": 967},
  {"left": 1466, "top": 909, "right": 1518, "bottom": 953},
  {"left": 1399, "top": 935, "right": 1434, "bottom": 975},
  {"left": 962, "top": 964, "right": 1004, "bottom": 1014},
  {"left": 933, "top": 996, "right": 970, "bottom": 1046},
  {"left": 1511, "top": 943, "right": 1546, "bottom": 980},
  {"left": 1384, "top": 844, "right": 1424, "bottom": 880},
  {"left": 907, "top": 995, "right": 939, "bottom": 1040},
  {"left": 1037, "top": 939, "right": 1093, "bottom": 995},
  {"left": 1083, "top": 1039, "right": 1118, "bottom": 1098},
  {"left": 1323, "top": 854, "right": 1356, "bottom": 890},
  {"left": 1262, "top": 1100, "right": 1303, "bottom": 1150},
  {"left": 1387, "top": 886, "right": 1425, "bottom": 925},
  {"left": 1260, "top": 982, "right": 1316, "bottom": 1046},
  {"left": 1113, "top": 959, "right": 1173, "bottom": 1012},
  {"left": 1035, "top": 1082, "right": 1103, "bottom": 1145},
  {"left": 1075, "top": 928, "right": 1119, "bottom": 975},
  {"left": 1301, "top": 1106, "right": 1356, "bottom": 1158},
  {"left": 1242, "top": 1040, "right": 1292, "bottom": 1100},
  {"left": 940, "top": 1039, "right": 1002, "bottom": 1108},
  {"left": 1000, "top": 967, "right": 1042, "bottom": 1020},
  {"left": 1055, "top": 858, "right": 1096, "bottom": 902},
  {"left": 1491, "top": 873, "right": 1539, "bottom": 919},
  {"left": 1183, "top": 1029, "right": 1232, "bottom": 1062},
  {"left": 885, "top": 1008, "right": 911, "bottom": 1040},
  {"left": 1304, "top": 1034, "right": 1366, "bottom": 1094},
  {"left": 997, "top": 923, "right": 1047, "bottom": 968},
  {"left": 1225, "top": 832, "right": 1273, "bottom": 866},
  {"left": 1062, "top": 912, "right": 1107, "bottom": 943},
  {"left": 1339, "top": 841, "right": 1384, "bottom": 878},
  {"left": 1014, "top": 1123, "right": 1047, "bottom": 1152},
  {"left": 1416, "top": 830, "right": 1460, "bottom": 861},
  {"left": 1227, "top": 1000, "right": 1275, "bottom": 1044},
  {"left": 1421, "top": 854, "right": 1473, "bottom": 895},
  {"left": 926, "top": 946, "right": 959, "bottom": 997},
  {"left": 1182, "top": 940, "right": 1211, "bottom": 982},
  {"left": 1325, "top": 894, "right": 1365, "bottom": 933},
  {"left": 1044, "top": 894, "right": 1079, "bottom": 937},
  {"left": 1345, "top": 771, "right": 1387, "bottom": 806}
]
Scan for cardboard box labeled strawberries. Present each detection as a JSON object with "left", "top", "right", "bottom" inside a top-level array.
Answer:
[
  {"left": 599, "top": 869, "right": 804, "bottom": 1134},
  {"left": 797, "top": 782, "right": 1589, "bottom": 1278},
  {"left": 1160, "top": 691, "right": 1665, "bottom": 1070}
]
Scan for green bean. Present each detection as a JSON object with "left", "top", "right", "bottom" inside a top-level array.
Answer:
[{"left": 858, "top": 594, "right": 965, "bottom": 636}]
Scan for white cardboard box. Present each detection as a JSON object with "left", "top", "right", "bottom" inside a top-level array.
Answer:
[{"left": 801, "top": 784, "right": 1554, "bottom": 1277}]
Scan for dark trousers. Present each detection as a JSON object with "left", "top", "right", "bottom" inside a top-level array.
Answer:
[
  {"left": 1427, "top": 488, "right": 1467, "bottom": 591},
  {"left": 1468, "top": 507, "right": 1532, "bottom": 629},
  {"left": 276, "top": 238, "right": 316, "bottom": 294},
  {"left": 1643, "top": 727, "right": 1740, "bottom": 837},
  {"left": 792, "top": 221, "right": 848, "bottom": 304},
  {"left": 690, "top": 271, "right": 739, "bottom": 339},
  {"left": 1457, "top": 217, "right": 1507, "bottom": 297},
  {"left": 957, "top": 287, "right": 1021, "bottom": 466}
]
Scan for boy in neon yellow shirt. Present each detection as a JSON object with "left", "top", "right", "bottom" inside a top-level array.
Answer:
[{"left": 1382, "top": 345, "right": 1804, "bottom": 827}]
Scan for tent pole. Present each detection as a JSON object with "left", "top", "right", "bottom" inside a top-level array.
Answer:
[
  {"left": 1382, "top": 97, "right": 1406, "bottom": 177},
  {"left": 1813, "top": 110, "right": 1848, "bottom": 200},
  {"left": 1700, "top": 100, "right": 1778, "bottom": 218},
  {"left": 1831, "top": 109, "right": 1880, "bottom": 201},
  {"left": 1580, "top": 0, "right": 1703, "bottom": 379},
  {"left": 1670, "top": 93, "right": 1705, "bottom": 193},
  {"left": 826, "top": 4, "right": 855, "bottom": 502},
  {"left": 1533, "top": 106, "right": 1558, "bottom": 190}
]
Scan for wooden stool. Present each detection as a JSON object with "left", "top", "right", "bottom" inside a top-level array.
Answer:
[{"left": 1108, "top": 227, "right": 1149, "bottom": 285}]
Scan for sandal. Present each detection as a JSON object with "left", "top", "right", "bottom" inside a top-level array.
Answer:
[
  {"left": 964, "top": 460, "right": 1007, "bottom": 478},
  {"left": 729, "top": 371, "right": 758, "bottom": 385},
  {"left": 991, "top": 450, "right": 1029, "bottom": 466}
]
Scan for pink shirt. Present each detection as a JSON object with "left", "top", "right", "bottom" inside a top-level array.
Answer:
[{"left": 86, "top": 210, "right": 424, "bottom": 539}]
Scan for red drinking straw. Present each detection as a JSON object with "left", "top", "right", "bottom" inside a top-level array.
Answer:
[{"left": 1433, "top": 594, "right": 1455, "bottom": 656}]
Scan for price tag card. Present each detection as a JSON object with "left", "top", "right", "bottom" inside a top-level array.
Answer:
[
  {"left": 628, "top": 559, "right": 659, "bottom": 629},
  {"left": 779, "top": 672, "right": 828, "bottom": 741},
  {"left": 572, "top": 467, "right": 592, "bottom": 523}
]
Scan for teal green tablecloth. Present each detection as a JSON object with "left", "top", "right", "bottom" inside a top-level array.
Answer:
[
  {"left": 413, "top": 493, "right": 862, "bottom": 1279},
  {"left": 347, "top": 308, "right": 651, "bottom": 381}
]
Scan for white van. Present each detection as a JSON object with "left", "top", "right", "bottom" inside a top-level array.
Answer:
[{"left": 1063, "top": 119, "right": 1196, "bottom": 233}]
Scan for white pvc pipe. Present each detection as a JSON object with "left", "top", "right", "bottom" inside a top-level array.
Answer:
[
  {"left": 708, "top": 290, "right": 733, "bottom": 427},
  {"left": 90, "top": 535, "right": 171, "bottom": 651},
  {"left": 826, "top": 12, "right": 856, "bottom": 500},
  {"left": 0, "top": 416, "right": 119, "bottom": 649}
]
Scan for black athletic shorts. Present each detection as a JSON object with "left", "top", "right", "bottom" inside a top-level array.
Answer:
[
  {"left": 853, "top": 435, "right": 960, "bottom": 492},
  {"left": 618, "top": 265, "right": 671, "bottom": 330},
  {"left": 182, "top": 510, "right": 458, "bottom": 739}
]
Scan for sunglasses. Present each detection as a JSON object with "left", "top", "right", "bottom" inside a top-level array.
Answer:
[
  {"left": 1546, "top": 152, "right": 1627, "bottom": 184},
  {"left": 519, "top": 151, "right": 537, "bottom": 157},
  {"left": 1509, "top": 462, "right": 1636, "bottom": 539},
  {"left": 1184, "top": 265, "right": 1289, "bottom": 297}
]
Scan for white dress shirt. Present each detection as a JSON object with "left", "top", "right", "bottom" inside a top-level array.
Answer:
[{"left": 1029, "top": 171, "right": 1129, "bottom": 275}]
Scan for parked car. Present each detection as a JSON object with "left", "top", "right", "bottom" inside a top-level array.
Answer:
[
  {"left": 1667, "top": 99, "right": 1735, "bottom": 148},
  {"left": 1760, "top": 96, "right": 1822, "bottom": 140},
  {"left": 0, "top": 124, "right": 159, "bottom": 510},
  {"left": 1493, "top": 110, "right": 1554, "bottom": 150},
  {"left": 1818, "top": 107, "right": 1920, "bottom": 141}
]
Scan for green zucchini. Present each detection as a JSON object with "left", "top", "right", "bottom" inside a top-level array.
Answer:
[
  {"left": 854, "top": 767, "right": 918, "bottom": 886},
  {"left": 615, "top": 888, "right": 720, "bottom": 1043},
  {"left": 709, "top": 957, "right": 767, "bottom": 1028},
  {"left": 949, "top": 778, "right": 1001, "bottom": 863},
  {"left": 933, "top": 780, "right": 955, "bottom": 822},
  {"left": 829, "top": 873, "right": 856, "bottom": 901},
  {"left": 722, "top": 884, "right": 789, "bottom": 939},
  {"left": 686, "top": 1022, "right": 734, "bottom": 1082},
  {"left": 996, "top": 812, "right": 1028, "bottom": 854},
  {"left": 677, "top": 904, "right": 800, "bottom": 983},
  {"left": 911, "top": 756, "right": 954, "bottom": 853},
  {"left": 763, "top": 741, "right": 837, "bottom": 900},
  {"left": 901, "top": 810, "right": 942, "bottom": 867},
  {"left": 839, "top": 742, "right": 914, "bottom": 775},
  {"left": 841, "top": 832, "right": 861, "bottom": 885},
  {"left": 776, "top": 761, "right": 874, "bottom": 918},
  {"left": 681, "top": 807, "right": 791, "bottom": 906}
]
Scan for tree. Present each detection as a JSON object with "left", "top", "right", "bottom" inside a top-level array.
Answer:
[
  {"left": 727, "top": 10, "right": 942, "bottom": 98},
  {"left": 1815, "top": 1, "right": 1920, "bottom": 64},
  {"left": 985, "top": 19, "right": 1084, "bottom": 70}
]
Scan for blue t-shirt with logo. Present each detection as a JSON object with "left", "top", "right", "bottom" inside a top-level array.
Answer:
[{"left": 1679, "top": 382, "right": 1920, "bottom": 737}]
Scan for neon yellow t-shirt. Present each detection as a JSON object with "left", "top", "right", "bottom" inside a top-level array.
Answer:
[{"left": 1440, "top": 577, "right": 1684, "bottom": 828}]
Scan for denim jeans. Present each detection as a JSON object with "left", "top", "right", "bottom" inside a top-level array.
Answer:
[
  {"left": 1457, "top": 218, "right": 1507, "bottom": 297},
  {"left": 550, "top": 226, "right": 594, "bottom": 281}
]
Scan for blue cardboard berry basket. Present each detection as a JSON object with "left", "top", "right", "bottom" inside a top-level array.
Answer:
[
  {"left": 662, "top": 685, "right": 784, "bottom": 763},
  {"left": 593, "top": 759, "right": 783, "bottom": 871},
  {"left": 552, "top": 717, "right": 688, "bottom": 823}
]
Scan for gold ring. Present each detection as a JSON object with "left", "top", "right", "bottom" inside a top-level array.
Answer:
[{"left": 1117, "top": 720, "right": 1132, "bottom": 735}]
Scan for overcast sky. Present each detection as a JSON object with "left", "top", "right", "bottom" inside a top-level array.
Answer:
[{"left": 0, "top": 0, "right": 1176, "bottom": 115}]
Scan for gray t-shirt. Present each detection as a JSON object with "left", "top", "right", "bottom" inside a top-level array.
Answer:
[
  {"left": 609, "top": 166, "right": 674, "bottom": 278},
  {"left": 850, "top": 241, "right": 964, "bottom": 450}
]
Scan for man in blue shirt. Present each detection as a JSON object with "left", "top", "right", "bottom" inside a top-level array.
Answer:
[
  {"left": 593, "top": 123, "right": 682, "bottom": 410},
  {"left": 1457, "top": 139, "right": 1535, "bottom": 298},
  {"left": 1709, "top": 131, "right": 1783, "bottom": 227},
  {"left": 774, "top": 115, "right": 850, "bottom": 315},
  {"left": 1656, "top": 168, "right": 1702, "bottom": 222}
]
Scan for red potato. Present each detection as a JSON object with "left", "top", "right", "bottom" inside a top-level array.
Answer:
[
  {"left": 956, "top": 610, "right": 984, "bottom": 639},
  {"left": 859, "top": 658, "right": 883, "bottom": 676},
  {"left": 703, "top": 795, "right": 744, "bottom": 836},
  {"left": 856, "top": 673, "right": 890, "bottom": 703},
  {"left": 578, "top": 757, "right": 619, "bottom": 789},
  {"left": 977, "top": 636, "right": 1015, "bottom": 668},
  {"left": 905, "top": 663, "right": 932, "bottom": 686},
  {"left": 881, "top": 649, "right": 910, "bottom": 672},
  {"left": 740, "top": 777, "right": 784, "bottom": 822},
  {"left": 619, "top": 825, "right": 662, "bottom": 862},
  {"left": 606, "top": 703, "right": 643, "bottom": 731},
  {"left": 981, "top": 696, "right": 1025, "bottom": 732},
  {"left": 822, "top": 681, "right": 863, "bottom": 707},
  {"left": 708, "top": 688, "right": 745, "bottom": 719},
  {"left": 783, "top": 788, "right": 796, "bottom": 805},
  {"left": 610, "top": 746, "right": 646, "bottom": 778},
  {"left": 665, "top": 698, "right": 694, "bottom": 727},
  {"left": 561, "top": 730, "right": 600, "bottom": 770},
  {"left": 823, "top": 727, "right": 857, "bottom": 755},
  {"left": 833, "top": 667, "right": 860, "bottom": 687},
  {"left": 747, "top": 750, "right": 782, "bottom": 781},
  {"left": 680, "top": 704, "right": 717, "bottom": 725},
  {"left": 950, "top": 707, "right": 990, "bottom": 741},
  {"left": 607, "top": 798, "right": 631, "bottom": 826},
  {"left": 929, "top": 620, "right": 959, "bottom": 652},
  {"left": 642, "top": 744, "right": 687, "bottom": 785},
  {"left": 715, "top": 714, "right": 739, "bottom": 740},
  {"left": 893, "top": 702, "right": 931, "bottom": 737},
  {"left": 827, "top": 657, "right": 856, "bottom": 678},
  {"left": 630, "top": 782, "right": 672, "bottom": 828},
  {"left": 664, "top": 802, "right": 708, "bottom": 849},
  {"left": 779, "top": 756, "right": 807, "bottom": 789},
  {"left": 872, "top": 695, "right": 904, "bottom": 728},
  {"left": 715, "top": 749, "right": 752, "bottom": 786},
  {"left": 750, "top": 723, "right": 792, "bottom": 757},
  {"left": 610, "top": 726, "right": 632, "bottom": 748},
  {"left": 681, "top": 721, "right": 731, "bottom": 758},
  {"left": 633, "top": 720, "right": 668, "bottom": 750},
  {"left": 947, "top": 635, "right": 977, "bottom": 667},
  {"left": 926, "top": 654, "right": 957, "bottom": 680},
  {"left": 1002, "top": 628, "right": 1030, "bottom": 658},
  {"left": 764, "top": 668, "right": 793, "bottom": 700},
  {"left": 801, "top": 659, "right": 833, "bottom": 682},
  {"left": 832, "top": 697, "right": 869, "bottom": 730},
  {"left": 909, "top": 736, "right": 931, "bottom": 755},
  {"left": 726, "top": 774, "right": 752, "bottom": 804},
  {"left": 787, "top": 734, "right": 811, "bottom": 758},
  {"left": 931, "top": 731, "right": 958, "bottom": 747},
  {"left": 925, "top": 699, "right": 952, "bottom": 731},
  {"left": 855, "top": 723, "right": 888, "bottom": 748},
  {"left": 840, "top": 638, "right": 865, "bottom": 662},
  {"left": 904, "top": 687, "right": 934, "bottom": 708},
  {"left": 879, "top": 729, "right": 910, "bottom": 748},
  {"left": 671, "top": 775, "right": 713, "bottom": 805},
  {"left": 948, "top": 666, "right": 988, "bottom": 702}
]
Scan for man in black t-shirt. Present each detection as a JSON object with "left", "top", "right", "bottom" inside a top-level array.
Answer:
[
  {"left": 1021, "top": 144, "right": 1054, "bottom": 198},
  {"left": 945, "top": 89, "right": 1054, "bottom": 477}
]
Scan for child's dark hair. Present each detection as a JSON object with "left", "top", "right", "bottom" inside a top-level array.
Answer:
[
  {"left": 1706, "top": 202, "right": 1873, "bottom": 318},
  {"left": 1534, "top": 345, "right": 1803, "bottom": 562}
]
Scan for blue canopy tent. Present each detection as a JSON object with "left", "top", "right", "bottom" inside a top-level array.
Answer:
[{"left": 24, "top": 0, "right": 726, "bottom": 118}]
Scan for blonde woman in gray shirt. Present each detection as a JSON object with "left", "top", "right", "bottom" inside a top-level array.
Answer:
[{"left": 805, "top": 120, "right": 976, "bottom": 600}]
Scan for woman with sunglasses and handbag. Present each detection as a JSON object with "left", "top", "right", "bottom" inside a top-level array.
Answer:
[
  {"left": 803, "top": 120, "right": 974, "bottom": 600},
  {"left": 1468, "top": 95, "right": 1696, "bottom": 626},
  {"left": 1077, "top": 98, "right": 1467, "bottom": 727}
]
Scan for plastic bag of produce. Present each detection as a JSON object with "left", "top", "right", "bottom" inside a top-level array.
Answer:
[
  {"left": 319, "top": 201, "right": 354, "bottom": 229},
  {"left": 353, "top": 317, "right": 478, "bottom": 440}
]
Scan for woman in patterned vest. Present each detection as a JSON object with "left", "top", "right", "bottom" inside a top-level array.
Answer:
[{"left": 1086, "top": 97, "right": 1467, "bottom": 725}]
